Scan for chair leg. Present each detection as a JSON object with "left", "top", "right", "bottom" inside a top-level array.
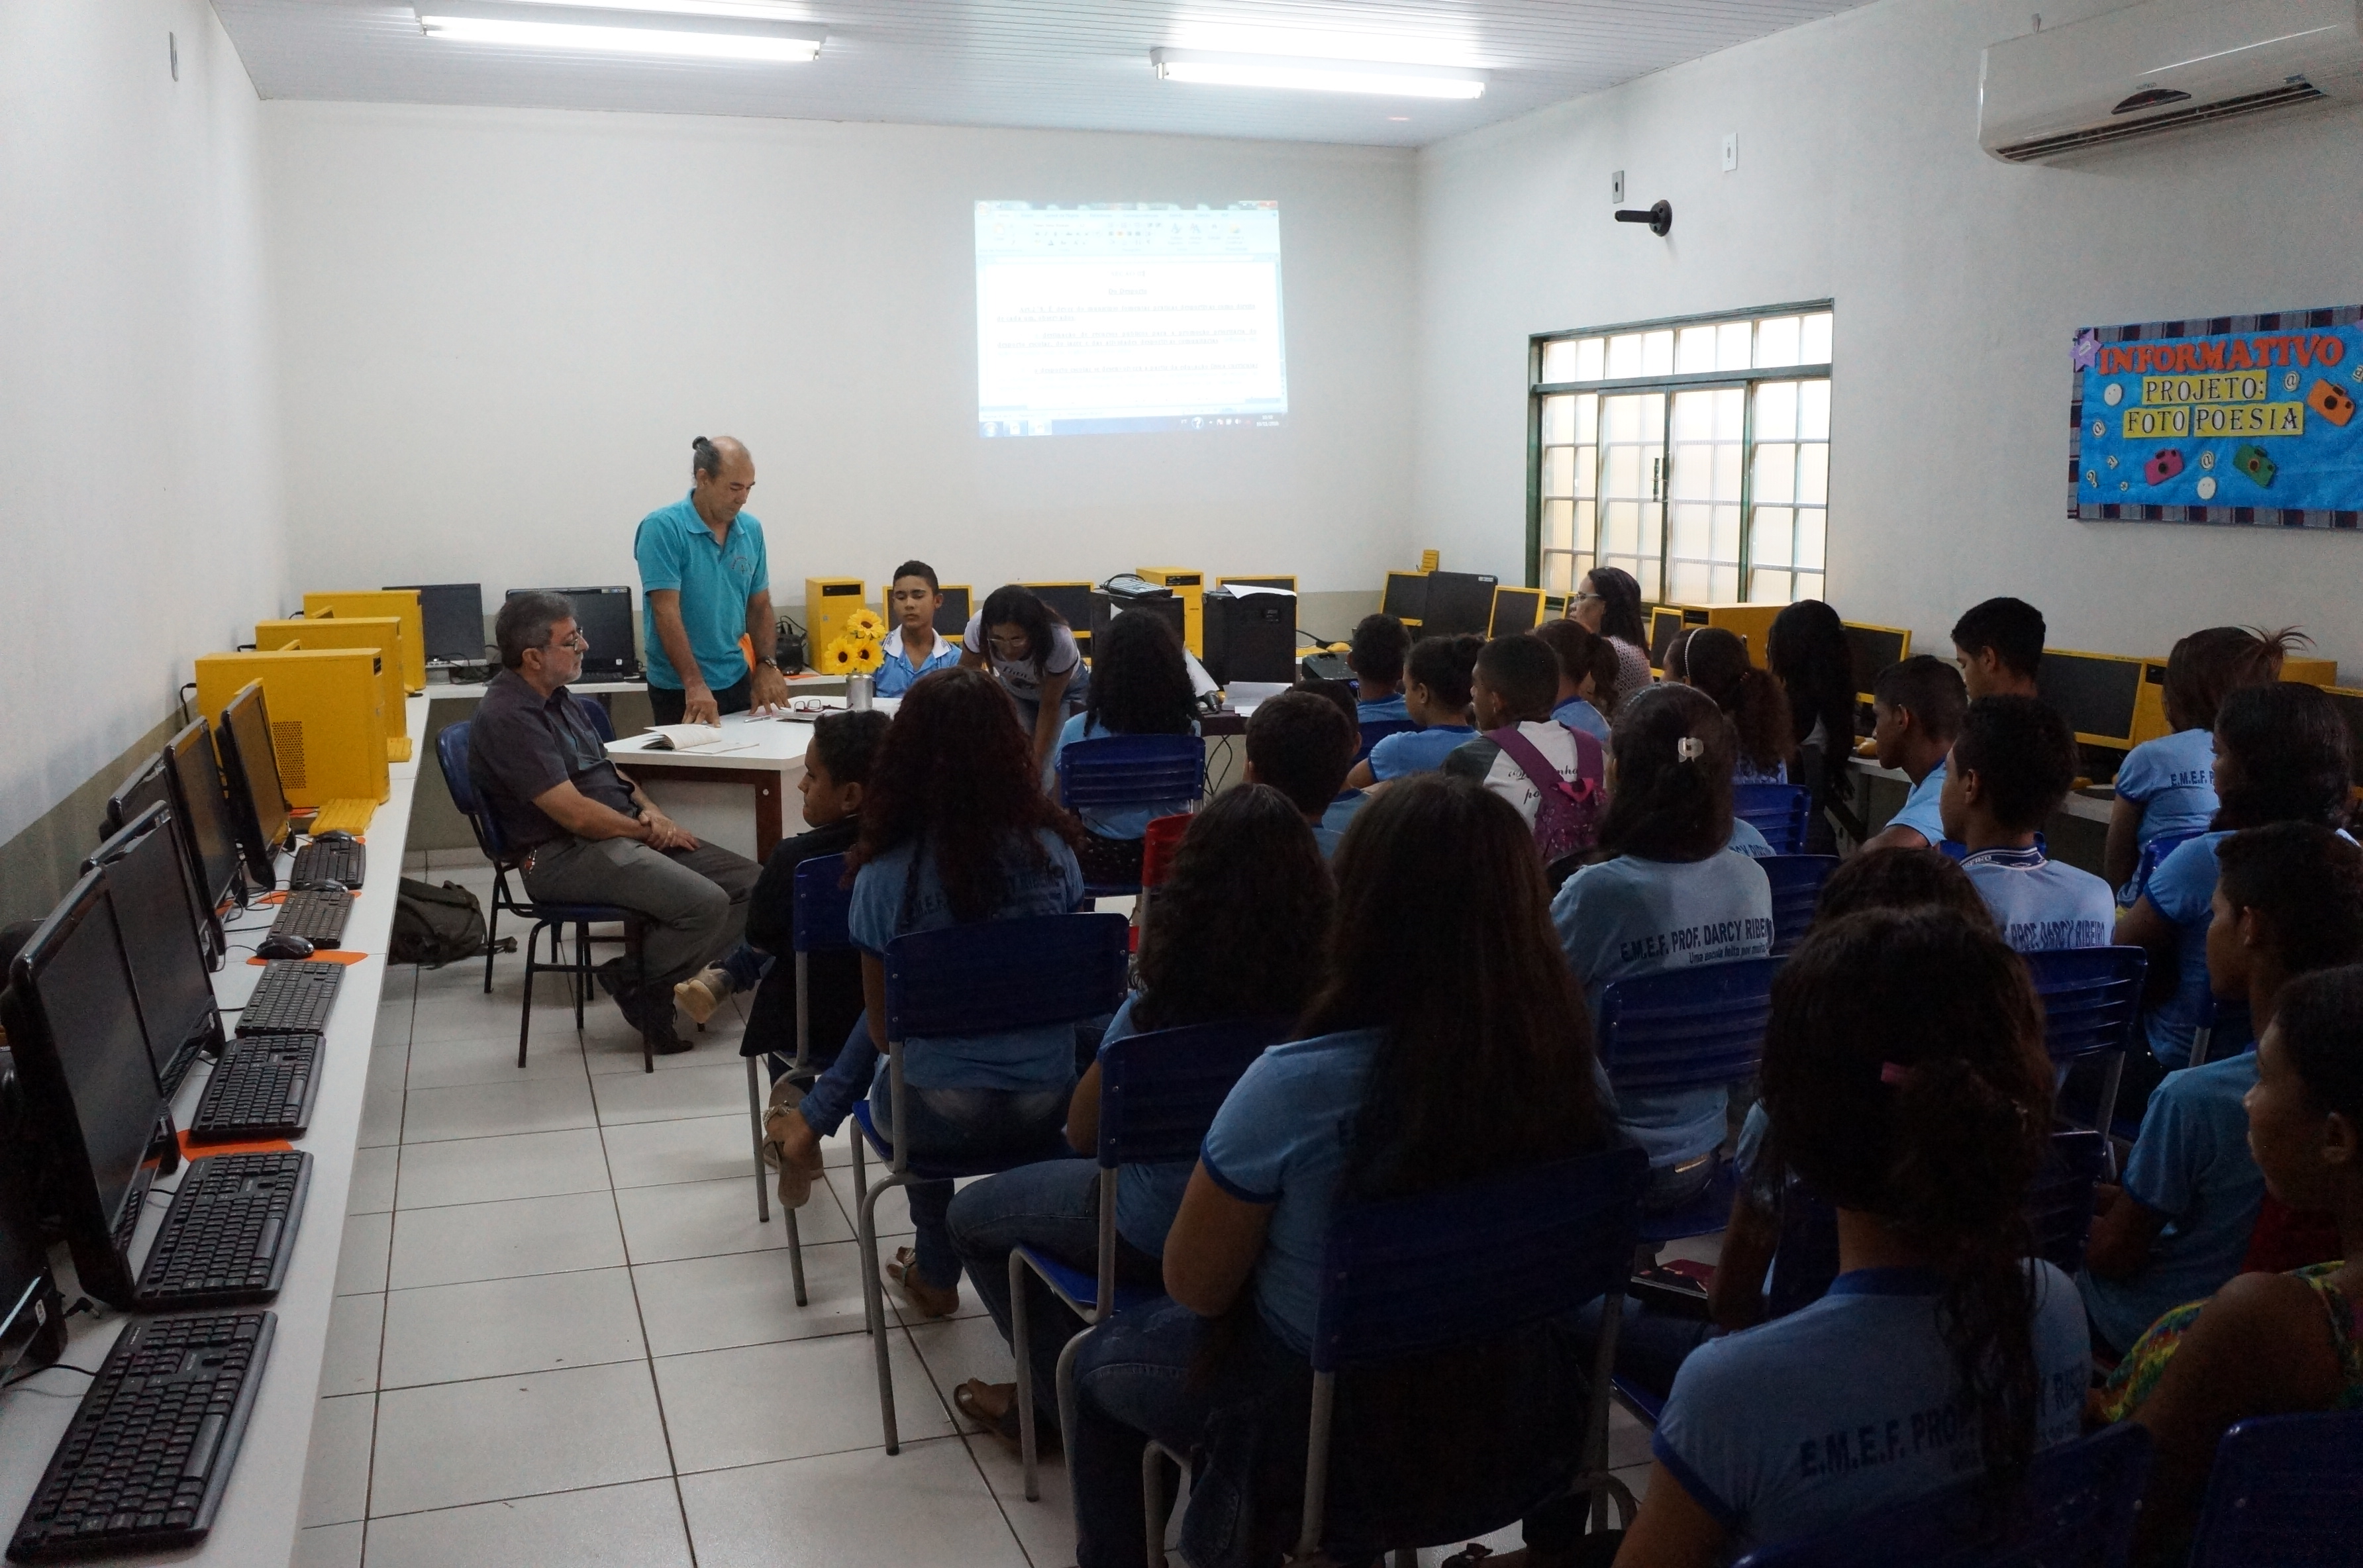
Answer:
[
  {"left": 1053, "top": 1321, "right": 1091, "bottom": 1499},
  {"left": 483, "top": 895, "right": 500, "bottom": 994},
  {"left": 856, "top": 1170, "right": 904, "bottom": 1454},
  {"left": 784, "top": 1205, "right": 807, "bottom": 1308},
  {"left": 1011, "top": 1250, "right": 1038, "bottom": 1500},
  {"left": 1142, "top": 1443, "right": 1179, "bottom": 1568},
  {"left": 745, "top": 1057, "right": 771, "bottom": 1225},
  {"left": 517, "top": 922, "right": 538, "bottom": 1071},
  {"left": 573, "top": 923, "right": 589, "bottom": 1032}
]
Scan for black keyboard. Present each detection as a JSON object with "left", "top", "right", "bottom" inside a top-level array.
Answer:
[
  {"left": 268, "top": 889, "right": 351, "bottom": 946},
  {"left": 8, "top": 1310, "right": 274, "bottom": 1561},
  {"left": 233, "top": 961, "right": 341, "bottom": 1036},
  {"left": 134, "top": 1152, "right": 309, "bottom": 1308},
  {"left": 288, "top": 839, "right": 365, "bottom": 889},
  {"left": 186, "top": 1036, "right": 320, "bottom": 1143}
]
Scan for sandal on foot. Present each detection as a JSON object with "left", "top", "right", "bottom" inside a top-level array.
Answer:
[
  {"left": 885, "top": 1247, "right": 960, "bottom": 1319},
  {"left": 760, "top": 1091, "right": 807, "bottom": 1173},
  {"left": 954, "top": 1379, "right": 1059, "bottom": 1457}
]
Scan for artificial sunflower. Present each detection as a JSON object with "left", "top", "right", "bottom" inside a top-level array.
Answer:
[
  {"left": 820, "top": 637, "right": 858, "bottom": 673},
  {"left": 846, "top": 638, "right": 883, "bottom": 673},
  {"left": 844, "top": 608, "right": 887, "bottom": 642}
]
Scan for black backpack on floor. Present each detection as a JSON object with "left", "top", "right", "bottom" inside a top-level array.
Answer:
[{"left": 389, "top": 879, "right": 493, "bottom": 967}]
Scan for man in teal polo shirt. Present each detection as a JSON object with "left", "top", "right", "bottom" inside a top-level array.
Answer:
[{"left": 636, "top": 435, "right": 791, "bottom": 724}]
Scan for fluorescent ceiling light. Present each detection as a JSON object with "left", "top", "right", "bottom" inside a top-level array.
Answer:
[
  {"left": 1150, "top": 48, "right": 1485, "bottom": 99},
  {"left": 415, "top": 1, "right": 822, "bottom": 61},
  {"left": 494, "top": 0, "right": 816, "bottom": 21}
]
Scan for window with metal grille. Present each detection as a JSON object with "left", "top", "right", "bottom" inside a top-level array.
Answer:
[{"left": 1530, "top": 304, "right": 1833, "bottom": 607}]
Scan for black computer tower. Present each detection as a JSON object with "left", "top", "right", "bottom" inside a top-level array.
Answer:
[{"left": 1201, "top": 588, "right": 1297, "bottom": 687}]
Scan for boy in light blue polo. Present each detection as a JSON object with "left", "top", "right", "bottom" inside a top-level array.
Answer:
[
  {"left": 634, "top": 436, "right": 779, "bottom": 725},
  {"left": 1860, "top": 656, "right": 1964, "bottom": 852},
  {"left": 876, "top": 560, "right": 962, "bottom": 697},
  {"left": 1941, "top": 696, "right": 2114, "bottom": 953},
  {"left": 1348, "top": 613, "right": 1412, "bottom": 724}
]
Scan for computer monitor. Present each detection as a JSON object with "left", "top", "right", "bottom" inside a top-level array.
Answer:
[
  {"left": 162, "top": 718, "right": 246, "bottom": 933},
  {"left": 508, "top": 586, "right": 638, "bottom": 679},
  {"left": 1841, "top": 623, "right": 1913, "bottom": 702},
  {"left": 1380, "top": 571, "right": 1429, "bottom": 624},
  {"left": 0, "top": 871, "right": 170, "bottom": 1309},
  {"left": 2036, "top": 650, "right": 2145, "bottom": 750},
  {"left": 1419, "top": 571, "right": 1499, "bottom": 640},
  {"left": 1648, "top": 607, "right": 1687, "bottom": 672},
  {"left": 0, "top": 1166, "right": 64, "bottom": 1386},
  {"left": 84, "top": 805, "right": 224, "bottom": 1097},
  {"left": 934, "top": 585, "right": 972, "bottom": 639},
  {"left": 104, "top": 758, "right": 170, "bottom": 838},
  {"left": 105, "top": 756, "right": 224, "bottom": 969},
  {"left": 384, "top": 582, "right": 486, "bottom": 665},
  {"left": 1021, "top": 582, "right": 1096, "bottom": 656},
  {"left": 1489, "top": 587, "right": 1544, "bottom": 637},
  {"left": 217, "top": 683, "right": 292, "bottom": 891}
]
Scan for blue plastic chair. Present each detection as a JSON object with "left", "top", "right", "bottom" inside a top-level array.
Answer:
[
  {"left": 1734, "top": 783, "right": 1813, "bottom": 854},
  {"left": 435, "top": 720, "right": 656, "bottom": 1071},
  {"left": 1007, "top": 1016, "right": 1284, "bottom": 1499},
  {"left": 1594, "top": 957, "right": 1784, "bottom": 1246},
  {"left": 1356, "top": 718, "right": 1417, "bottom": 763},
  {"left": 1055, "top": 735, "right": 1206, "bottom": 897},
  {"left": 1730, "top": 1420, "right": 2151, "bottom": 1567},
  {"left": 850, "top": 912, "right": 1131, "bottom": 1453},
  {"left": 572, "top": 693, "right": 615, "bottom": 742},
  {"left": 2023, "top": 947, "right": 2148, "bottom": 1167},
  {"left": 2125, "top": 828, "right": 2201, "bottom": 909},
  {"left": 2188, "top": 1408, "right": 2363, "bottom": 1566},
  {"left": 1760, "top": 855, "right": 1840, "bottom": 956}
]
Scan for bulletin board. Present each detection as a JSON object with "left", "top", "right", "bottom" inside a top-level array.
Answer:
[{"left": 2069, "top": 305, "right": 2363, "bottom": 529}]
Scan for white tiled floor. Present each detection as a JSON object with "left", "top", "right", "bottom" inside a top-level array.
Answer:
[{"left": 299, "top": 851, "right": 1660, "bottom": 1566}]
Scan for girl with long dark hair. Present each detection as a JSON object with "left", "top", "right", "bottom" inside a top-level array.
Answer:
[
  {"left": 944, "top": 783, "right": 1334, "bottom": 1446},
  {"left": 1052, "top": 609, "right": 1201, "bottom": 886},
  {"left": 1680, "top": 627, "right": 1794, "bottom": 783},
  {"left": 1613, "top": 907, "right": 2089, "bottom": 1565},
  {"left": 1065, "top": 775, "right": 1611, "bottom": 1568},
  {"left": 2117, "top": 679, "right": 2352, "bottom": 1069},
  {"left": 1570, "top": 566, "right": 1653, "bottom": 720},
  {"left": 770, "top": 667, "right": 1086, "bottom": 1318},
  {"left": 1766, "top": 599, "right": 1857, "bottom": 855},
  {"left": 963, "top": 583, "right": 1093, "bottom": 768}
]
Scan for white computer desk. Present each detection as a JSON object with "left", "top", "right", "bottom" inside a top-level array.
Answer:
[
  {"left": 601, "top": 697, "right": 892, "bottom": 861},
  {"left": 1846, "top": 755, "right": 2116, "bottom": 826},
  {"left": 0, "top": 697, "right": 425, "bottom": 1567}
]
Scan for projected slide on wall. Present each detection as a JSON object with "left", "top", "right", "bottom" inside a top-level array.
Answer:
[{"left": 976, "top": 202, "right": 1287, "bottom": 437}]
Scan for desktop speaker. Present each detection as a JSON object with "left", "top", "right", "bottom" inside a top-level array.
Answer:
[{"left": 193, "top": 650, "right": 390, "bottom": 807}]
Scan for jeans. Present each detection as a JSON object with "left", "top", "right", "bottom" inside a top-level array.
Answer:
[
  {"left": 797, "top": 1012, "right": 1072, "bottom": 1289},
  {"left": 715, "top": 941, "right": 772, "bottom": 993},
  {"left": 1644, "top": 1148, "right": 1720, "bottom": 1214},
  {"left": 1068, "top": 1297, "right": 1234, "bottom": 1568},
  {"left": 946, "top": 1159, "right": 1164, "bottom": 1425},
  {"left": 521, "top": 835, "right": 758, "bottom": 995}
]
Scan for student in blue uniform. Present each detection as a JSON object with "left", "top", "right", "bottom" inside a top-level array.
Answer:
[
  {"left": 2117, "top": 681, "right": 2353, "bottom": 1070},
  {"left": 2080, "top": 823, "right": 2363, "bottom": 1358},
  {"left": 1243, "top": 689, "right": 1360, "bottom": 858},
  {"left": 767, "top": 667, "right": 1086, "bottom": 1320},
  {"left": 1347, "top": 612, "right": 1413, "bottom": 722},
  {"left": 1608, "top": 908, "right": 2089, "bottom": 1566},
  {"left": 1950, "top": 595, "right": 2044, "bottom": 701},
  {"left": 1939, "top": 695, "right": 2113, "bottom": 952},
  {"left": 1347, "top": 632, "right": 1482, "bottom": 787},
  {"left": 874, "top": 560, "right": 964, "bottom": 696},
  {"left": 1301, "top": 679, "right": 1373, "bottom": 849},
  {"left": 1445, "top": 634, "right": 1601, "bottom": 850},
  {"left": 1860, "top": 656, "right": 1966, "bottom": 852},
  {"left": 1049, "top": 611, "right": 1200, "bottom": 888},
  {"left": 1534, "top": 618, "right": 1618, "bottom": 744},
  {"left": 944, "top": 784, "right": 1334, "bottom": 1449},
  {"left": 1766, "top": 599, "right": 1859, "bottom": 857},
  {"left": 1066, "top": 775, "right": 1614, "bottom": 1568},
  {"left": 1552, "top": 683, "right": 1772, "bottom": 1210},
  {"left": 2101, "top": 625, "right": 2301, "bottom": 897},
  {"left": 1682, "top": 627, "right": 1795, "bottom": 785}
]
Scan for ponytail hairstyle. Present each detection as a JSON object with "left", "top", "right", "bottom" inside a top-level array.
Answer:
[
  {"left": 1683, "top": 628, "right": 1795, "bottom": 775},
  {"left": 1768, "top": 599, "right": 1859, "bottom": 755},
  {"left": 1580, "top": 567, "right": 1648, "bottom": 647},
  {"left": 2162, "top": 625, "right": 2309, "bottom": 732},
  {"left": 1596, "top": 683, "right": 1736, "bottom": 863},
  {"left": 2211, "top": 681, "right": 2352, "bottom": 832},
  {"left": 1760, "top": 908, "right": 2053, "bottom": 1500},
  {"left": 1534, "top": 618, "right": 1622, "bottom": 709},
  {"left": 977, "top": 584, "right": 1062, "bottom": 683}
]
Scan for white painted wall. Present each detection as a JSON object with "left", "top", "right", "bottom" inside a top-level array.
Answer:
[
  {"left": 0, "top": 1, "right": 285, "bottom": 844},
  {"left": 263, "top": 103, "right": 1417, "bottom": 634},
  {"left": 1412, "top": 0, "right": 2363, "bottom": 673}
]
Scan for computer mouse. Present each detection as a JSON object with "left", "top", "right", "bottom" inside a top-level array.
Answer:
[
  {"left": 309, "top": 829, "right": 357, "bottom": 844},
  {"left": 256, "top": 932, "right": 317, "bottom": 961},
  {"left": 287, "top": 879, "right": 350, "bottom": 895}
]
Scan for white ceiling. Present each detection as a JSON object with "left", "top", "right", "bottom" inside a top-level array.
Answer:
[{"left": 213, "top": 0, "right": 1876, "bottom": 148}]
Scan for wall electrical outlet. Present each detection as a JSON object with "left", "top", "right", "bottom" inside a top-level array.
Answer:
[
  {"left": 1611, "top": 170, "right": 1625, "bottom": 205},
  {"left": 1721, "top": 133, "right": 1737, "bottom": 172}
]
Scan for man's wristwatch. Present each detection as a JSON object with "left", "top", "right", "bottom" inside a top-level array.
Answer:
[{"left": 755, "top": 656, "right": 780, "bottom": 671}]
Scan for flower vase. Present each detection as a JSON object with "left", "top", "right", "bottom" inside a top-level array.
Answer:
[{"left": 847, "top": 673, "right": 874, "bottom": 712}]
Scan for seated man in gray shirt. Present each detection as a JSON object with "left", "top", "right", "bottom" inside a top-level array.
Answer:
[{"left": 468, "top": 591, "right": 760, "bottom": 1053}]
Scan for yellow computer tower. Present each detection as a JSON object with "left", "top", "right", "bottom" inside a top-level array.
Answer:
[
  {"left": 805, "top": 578, "right": 868, "bottom": 656},
  {"left": 1136, "top": 568, "right": 1205, "bottom": 656},
  {"left": 301, "top": 591, "right": 424, "bottom": 693},
  {"left": 2130, "top": 660, "right": 2174, "bottom": 748},
  {"left": 255, "top": 618, "right": 412, "bottom": 763},
  {"left": 193, "top": 650, "right": 390, "bottom": 806},
  {"left": 1419, "top": 550, "right": 1440, "bottom": 572},
  {"left": 2284, "top": 657, "right": 2338, "bottom": 687}
]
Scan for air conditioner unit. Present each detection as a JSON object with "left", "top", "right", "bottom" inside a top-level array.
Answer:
[{"left": 1980, "top": 0, "right": 2363, "bottom": 163}]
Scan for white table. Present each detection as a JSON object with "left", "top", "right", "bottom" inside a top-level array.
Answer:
[
  {"left": 603, "top": 700, "right": 890, "bottom": 861},
  {"left": 1846, "top": 755, "right": 2115, "bottom": 826},
  {"left": 0, "top": 697, "right": 423, "bottom": 1566}
]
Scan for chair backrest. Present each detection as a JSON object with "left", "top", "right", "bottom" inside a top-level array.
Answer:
[
  {"left": 1729, "top": 1420, "right": 2150, "bottom": 1567},
  {"left": 791, "top": 853, "right": 856, "bottom": 954},
  {"left": 1097, "top": 1017, "right": 1289, "bottom": 1167},
  {"left": 1310, "top": 1146, "right": 1650, "bottom": 1374},
  {"left": 1760, "top": 854, "right": 1840, "bottom": 956},
  {"left": 433, "top": 718, "right": 513, "bottom": 864},
  {"left": 1056, "top": 734, "right": 1205, "bottom": 810},
  {"left": 1733, "top": 783, "right": 1813, "bottom": 854},
  {"left": 2187, "top": 1409, "right": 2363, "bottom": 1567},
  {"left": 883, "top": 912, "right": 1130, "bottom": 1040},
  {"left": 1595, "top": 957, "right": 1784, "bottom": 1095},
  {"left": 2021, "top": 946, "right": 2148, "bottom": 1067},
  {"left": 1355, "top": 718, "right": 1417, "bottom": 762},
  {"left": 2131, "top": 830, "right": 2201, "bottom": 905},
  {"left": 572, "top": 692, "right": 616, "bottom": 743},
  {"left": 1139, "top": 813, "right": 1192, "bottom": 890}
]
